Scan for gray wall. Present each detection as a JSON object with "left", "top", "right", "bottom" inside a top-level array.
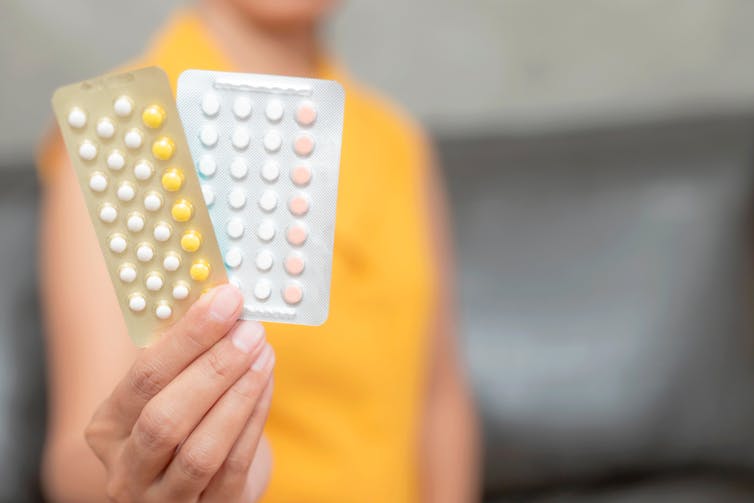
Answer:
[{"left": 3, "top": 0, "right": 754, "bottom": 164}]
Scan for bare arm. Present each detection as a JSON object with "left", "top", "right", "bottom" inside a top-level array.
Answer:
[
  {"left": 40, "top": 157, "right": 138, "bottom": 500},
  {"left": 420, "top": 151, "right": 481, "bottom": 503}
]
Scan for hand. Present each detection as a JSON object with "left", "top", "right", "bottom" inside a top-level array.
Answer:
[{"left": 84, "top": 284, "right": 275, "bottom": 502}]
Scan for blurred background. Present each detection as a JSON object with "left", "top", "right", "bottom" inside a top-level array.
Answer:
[{"left": 5, "top": 0, "right": 754, "bottom": 501}]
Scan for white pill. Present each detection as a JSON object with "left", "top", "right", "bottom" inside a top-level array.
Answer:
[
  {"left": 228, "top": 188, "right": 246, "bottom": 209},
  {"left": 198, "top": 156, "right": 216, "bottom": 177},
  {"left": 153, "top": 222, "right": 171, "bottom": 242},
  {"left": 265, "top": 100, "right": 283, "bottom": 122},
  {"left": 114, "top": 95, "right": 133, "bottom": 117},
  {"left": 172, "top": 283, "right": 190, "bottom": 300},
  {"left": 258, "top": 190, "right": 278, "bottom": 212},
  {"left": 201, "top": 93, "right": 220, "bottom": 116},
  {"left": 117, "top": 182, "right": 135, "bottom": 202},
  {"left": 225, "top": 248, "right": 243, "bottom": 269},
  {"left": 232, "top": 127, "right": 250, "bottom": 150},
  {"left": 227, "top": 218, "right": 244, "bottom": 239},
  {"left": 133, "top": 160, "right": 153, "bottom": 180},
  {"left": 124, "top": 129, "right": 143, "bottom": 149},
  {"left": 254, "top": 279, "right": 272, "bottom": 300},
  {"left": 79, "top": 141, "right": 97, "bottom": 161},
  {"left": 129, "top": 294, "right": 146, "bottom": 312},
  {"left": 109, "top": 235, "right": 127, "bottom": 253},
  {"left": 155, "top": 303, "right": 172, "bottom": 320},
  {"left": 264, "top": 131, "right": 282, "bottom": 152},
  {"left": 144, "top": 192, "right": 162, "bottom": 211},
  {"left": 201, "top": 184, "right": 215, "bottom": 206},
  {"left": 257, "top": 220, "right": 275, "bottom": 242},
  {"left": 229, "top": 276, "right": 243, "bottom": 289},
  {"left": 145, "top": 274, "right": 163, "bottom": 291},
  {"left": 260, "top": 160, "right": 279, "bottom": 182},
  {"left": 255, "top": 250, "right": 273, "bottom": 271},
  {"left": 127, "top": 213, "right": 145, "bottom": 232},
  {"left": 163, "top": 254, "right": 181, "bottom": 272},
  {"left": 107, "top": 150, "right": 125, "bottom": 170},
  {"left": 136, "top": 244, "right": 154, "bottom": 262},
  {"left": 230, "top": 158, "right": 248, "bottom": 179},
  {"left": 99, "top": 204, "right": 117, "bottom": 223},
  {"left": 200, "top": 125, "right": 218, "bottom": 147},
  {"left": 89, "top": 172, "right": 107, "bottom": 192},
  {"left": 119, "top": 264, "right": 137, "bottom": 283},
  {"left": 96, "top": 118, "right": 115, "bottom": 139},
  {"left": 67, "top": 107, "right": 87, "bottom": 128},
  {"left": 233, "top": 96, "right": 252, "bottom": 119}
]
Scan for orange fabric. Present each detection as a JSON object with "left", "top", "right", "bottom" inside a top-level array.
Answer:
[{"left": 38, "top": 10, "right": 436, "bottom": 503}]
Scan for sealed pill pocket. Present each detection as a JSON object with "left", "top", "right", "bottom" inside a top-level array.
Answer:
[
  {"left": 176, "top": 70, "right": 345, "bottom": 326},
  {"left": 52, "top": 67, "right": 227, "bottom": 347}
]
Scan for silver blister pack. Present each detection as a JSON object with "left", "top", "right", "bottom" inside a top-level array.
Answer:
[{"left": 176, "top": 69, "right": 345, "bottom": 325}]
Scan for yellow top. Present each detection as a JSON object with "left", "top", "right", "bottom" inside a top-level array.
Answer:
[{"left": 39, "top": 10, "right": 436, "bottom": 503}]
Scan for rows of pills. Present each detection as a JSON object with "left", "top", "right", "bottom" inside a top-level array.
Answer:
[
  {"left": 177, "top": 70, "right": 345, "bottom": 325},
  {"left": 52, "top": 67, "right": 227, "bottom": 346}
]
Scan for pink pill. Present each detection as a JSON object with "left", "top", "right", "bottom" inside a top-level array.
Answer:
[
  {"left": 295, "top": 102, "right": 317, "bottom": 126},
  {"left": 283, "top": 283, "right": 303, "bottom": 305},
  {"left": 284, "top": 253, "right": 305, "bottom": 276},
  {"left": 293, "top": 133, "right": 315, "bottom": 157},
  {"left": 291, "top": 164, "right": 312, "bottom": 186},
  {"left": 286, "top": 223, "right": 308, "bottom": 246},
  {"left": 288, "top": 194, "right": 309, "bottom": 216}
]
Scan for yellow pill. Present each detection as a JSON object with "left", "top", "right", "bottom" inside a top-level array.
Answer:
[
  {"left": 180, "top": 230, "right": 202, "bottom": 252},
  {"left": 171, "top": 199, "right": 193, "bottom": 222},
  {"left": 190, "top": 260, "right": 210, "bottom": 282},
  {"left": 142, "top": 104, "right": 166, "bottom": 129},
  {"left": 161, "top": 167, "right": 184, "bottom": 191},
  {"left": 152, "top": 136, "right": 175, "bottom": 161}
]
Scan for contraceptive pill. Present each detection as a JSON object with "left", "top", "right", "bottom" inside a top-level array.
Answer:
[
  {"left": 119, "top": 264, "right": 137, "bottom": 283},
  {"left": 133, "top": 159, "right": 153, "bottom": 180},
  {"left": 107, "top": 150, "right": 125, "bottom": 170},
  {"left": 126, "top": 212, "right": 145, "bottom": 232},
  {"left": 177, "top": 70, "right": 344, "bottom": 325},
  {"left": 96, "top": 118, "right": 116, "bottom": 139},
  {"left": 163, "top": 252, "right": 181, "bottom": 271},
  {"left": 142, "top": 104, "right": 166, "bottom": 129},
  {"left": 172, "top": 282, "right": 190, "bottom": 299},
  {"left": 52, "top": 66, "right": 227, "bottom": 347},
  {"left": 67, "top": 107, "right": 87, "bottom": 128},
  {"left": 124, "top": 128, "right": 143, "bottom": 149},
  {"left": 89, "top": 172, "right": 107, "bottom": 192},
  {"left": 99, "top": 204, "right": 118, "bottom": 223},
  {"left": 152, "top": 136, "right": 175, "bottom": 161},
  {"left": 155, "top": 303, "right": 172, "bottom": 319},
  {"left": 79, "top": 141, "right": 97, "bottom": 161},
  {"left": 153, "top": 222, "right": 172, "bottom": 242},
  {"left": 114, "top": 95, "right": 134, "bottom": 117},
  {"left": 233, "top": 96, "right": 252, "bottom": 119},
  {"left": 117, "top": 181, "right": 135, "bottom": 201}
]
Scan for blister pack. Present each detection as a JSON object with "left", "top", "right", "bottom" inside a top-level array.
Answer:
[
  {"left": 176, "top": 70, "right": 345, "bottom": 325},
  {"left": 52, "top": 67, "right": 227, "bottom": 347}
]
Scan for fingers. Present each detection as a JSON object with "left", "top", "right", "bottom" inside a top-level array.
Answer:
[
  {"left": 155, "top": 346, "right": 275, "bottom": 500},
  {"left": 237, "top": 434, "right": 274, "bottom": 503},
  {"left": 202, "top": 378, "right": 275, "bottom": 502},
  {"left": 123, "top": 321, "right": 267, "bottom": 487},
  {"left": 109, "top": 285, "right": 243, "bottom": 429}
]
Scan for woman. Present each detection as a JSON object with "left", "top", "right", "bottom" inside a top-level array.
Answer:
[{"left": 38, "top": 0, "right": 479, "bottom": 501}]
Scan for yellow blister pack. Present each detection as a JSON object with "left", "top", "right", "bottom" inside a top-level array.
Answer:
[{"left": 52, "top": 66, "right": 227, "bottom": 346}]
